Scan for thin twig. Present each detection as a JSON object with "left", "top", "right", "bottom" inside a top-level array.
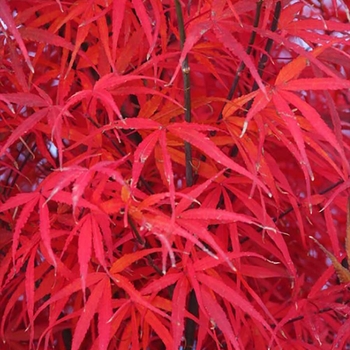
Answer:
[
  {"left": 3, "top": 135, "right": 36, "bottom": 199},
  {"left": 217, "top": 0, "right": 264, "bottom": 122},
  {"left": 246, "top": 0, "right": 282, "bottom": 110},
  {"left": 128, "top": 216, "right": 163, "bottom": 276},
  {"left": 274, "top": 179, "right": 345, "bottom": 224},
  {"left": 239, "top": 178, "right": 347, "bottom": 246},
  {"left": 271, "top": 299, "right": 350, "bottom": 328}
]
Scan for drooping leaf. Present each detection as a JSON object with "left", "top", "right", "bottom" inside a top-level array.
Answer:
[
  {"left": 158, "top": 130, "right": 176, "bottom": 222},
  {"left": 212, "top": 23, "right": 266, "bottom": 96},
  {"left": 77, "top": 215, "right": 92, "bottom": 303},
  {"left": 97, "top": 278, "right": 112, "bottom": 350},
  {"left": 25, "top": 249, "right": 36, "bottom": 348},
  {"left": 0, "top": 108, "right": 48, "bottom": 158},
  {"left": 0, "top": 0, "right": 34, "bottom": 73},
  {"left": 321, "top": 179, "right": 350, "bottom": 212},
  {"left": 168, "top": 20, "right": 212, "bottom": 86},
  {"left": 175, "top": 217, "right": 235, "bottom": 271},
  {"left": 252, "top": 24, "right": 344, "bottom": 80},
  {"left": 132, "top": 0, "right": 156, "bottom": 55},
  {"left": 109, "top": 273, "right": 170, "bottom": 320},
  {"left": 65, "top": 4, "right": 94, "bottom": 78},
  {"left": 272, "top": 91, "right": 314, "bottom": 182},
  {"left": 175, "top": 169, "right": 225, "bottom": 215},
  {"left": 71, "top": 277, "right": 107, "bottom": 350},
  {"left": 131, "top": 129, "right": 161, "bottom": 189},
  {"left": 112, "top": 0, "right": 127, "bottom": 62},
  {"left": 139, "top": 306, "right": 174, "bottom": 349},
  {"left": 141, "top": 272, "right": 182, "bottom": 295},
  {"left": 243, "top": 90, "right": 270, "bottom": 135},
  {"left": 346, "top": 197, "right": 350, "bottom": 268},
  {"left": 96, "top": 10, "right": 114, "bottom": 71},
  {"left": 0, "top": 193, "right": 39, "bottom": 267},
  {"left": 167, "top": 123, "right": 271, "bottom": 196},
  {"left": 212, "top": 0, "right": 242, "bottom": 25},
  {"left": 171, "top": 275, "right": 189, "bottom": 349},
  {"left": 0, "top": 278, "right": 26, "bottom": 340},
  {"left": 19, "top": 26, "right": 74, "bottom": 51},
  {"left": 0, "top": 92, "right": 48, "bottom": 107},
  {"left": 39, "top": 195, "right": 57, "bottom": 268},
  {"left": 33, "top": 273, "right": 105, "bottom": 321},
  {"left": 324, "top": 206, "right": 341, "bottom": 257},
  {"left": 200, "top": 287, "right": 241, "bottom": 350},
  {"left": 196, "top": 272, "right": 274, "bottom": 336},
  {"left": 90, "top": 214, "right": 107, "bottom": 269},
  {"left": 279, "top": 90, "right": 348, "bottom": 175}
]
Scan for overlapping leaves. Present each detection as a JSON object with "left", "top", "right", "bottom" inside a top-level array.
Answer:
[{"left": 1, "top": 0, "right": 350, "bottom": 349}]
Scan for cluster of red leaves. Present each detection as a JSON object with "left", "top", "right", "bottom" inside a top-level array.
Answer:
[{"left": 1, "top": 0, "right": 350, "bottom": 349}]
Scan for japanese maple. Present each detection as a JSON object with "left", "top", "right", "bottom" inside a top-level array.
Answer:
[{"left": 1, "top": 0, "right": 350, "bottom": 349}]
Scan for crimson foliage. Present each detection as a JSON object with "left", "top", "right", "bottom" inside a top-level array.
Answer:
[{"left": 1, "top": 0, "right": 350, "bottom": 349}]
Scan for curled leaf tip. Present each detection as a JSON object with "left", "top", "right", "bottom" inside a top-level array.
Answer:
[
  {"left": 240, "top": 121, "right": 248, "bottom": 138},
  {"left": 56, "top": 0, "right": 63, "bottom": 12},
  {"left": 266, "top": 259, "right": 280, "bottom": 265},
  {"left": 319, "top": 205, "right": 326, "bottom": 213},
  {"left": 27, "top": 60, "right": 35, "bottom": 74},
  {"left": 229, "top": 262, "right": 237, "bottom": 272},
  {"left": 8, "top": 103, "right": 15, "bottom": 114}
]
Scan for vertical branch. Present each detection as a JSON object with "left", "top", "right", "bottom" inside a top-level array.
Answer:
[
  {"left": 257, "top": 1, "right": 282, "bottom": 77},
  {"left": 174, "top": 1, "right": 196, "bottom": 348},
  {"left": 175, "top": 0, "right": 193, "bottom": 187}
]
